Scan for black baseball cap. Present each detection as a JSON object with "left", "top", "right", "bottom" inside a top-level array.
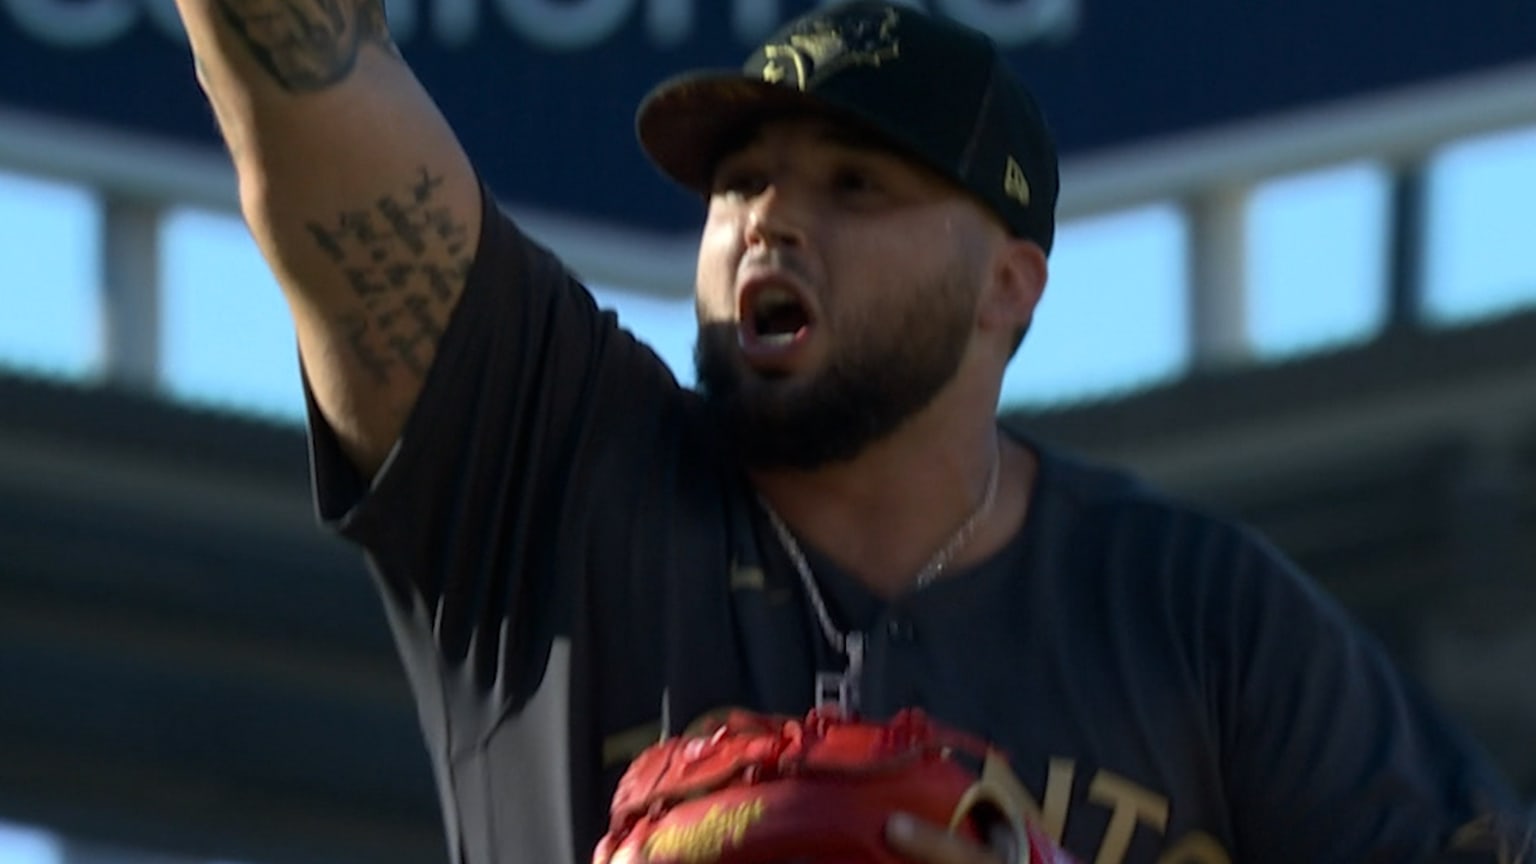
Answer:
[{"left": 636, "top": 0, "right": 1060, "bottom": 252}]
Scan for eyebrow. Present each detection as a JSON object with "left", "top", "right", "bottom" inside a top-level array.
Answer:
[
  {"left": 707, "top": 115, "right": 934, "bottom": 192},
  {"left": 722, "top": 115, "right": 899, "bottom": 161},
  {"left": 814, "top": 120, "right": 950, "bottom": 188}
]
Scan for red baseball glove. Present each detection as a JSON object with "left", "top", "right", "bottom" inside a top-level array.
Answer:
[{"left": 594, "top": 706, "right": 1077, "bottom": 864}]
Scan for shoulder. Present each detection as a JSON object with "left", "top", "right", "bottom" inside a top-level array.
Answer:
[
  {"left": 1016, "top": 432, "right": 1330, "bottom": 619},
  {"left": 1023, "top": 433, "right": 1263, "bottom": 559},
  {"left": 476, "top": 190, "right": 584, "bottom": 291}
]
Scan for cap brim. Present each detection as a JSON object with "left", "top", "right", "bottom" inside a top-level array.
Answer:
[{"left": 636, "top": 72, "right": 836, "bottom": 195}]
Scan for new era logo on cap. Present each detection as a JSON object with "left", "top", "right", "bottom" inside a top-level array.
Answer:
[{"left": 1005, "top": 157, "right": 1031, "bottom": 206}]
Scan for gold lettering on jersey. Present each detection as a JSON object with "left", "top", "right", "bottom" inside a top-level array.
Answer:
[
  {"left": 729, "top": 562, "right": 766, "bottom": 591},
  {"left": 994, "top": 755, "right": 1074, "bottom": 843},
  {"left": 643, "top": 799, "right": 767, "bottom": 863},
  {"left": 1038, "top": 758, "right": 1076, "bottom": 843},
  {"left": 954, "top": 751, "right": 1036, "bottom": 839},
  {"left": 1088, "top": 772, "right": 1170, "bottom": 864},
  {"left": 1156, "top": 831, "right": 1232, "bottom": 864},
  {"left": 996, "top": 756, "right": 1231, "bottom": 864},
  {"left": 1004, "top": 157, "right": 1031, "bottom": 206},
  {"left": 1449, "top": 810, "right": 1531, "bottom": 864},
  {"left": 978, "top": 749, "right": 1045, "bottom": 832},
  {"left": 759, "top": 6, "right": 900, "bottom": 90}
]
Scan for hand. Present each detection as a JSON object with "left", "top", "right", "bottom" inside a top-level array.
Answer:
[{"left": 886, "top": 812, "right": 1007, "bottom": 864}]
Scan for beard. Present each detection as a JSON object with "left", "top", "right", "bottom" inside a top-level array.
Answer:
[{"left": 695, "top": 266, "right": 979, "bottom": 471}]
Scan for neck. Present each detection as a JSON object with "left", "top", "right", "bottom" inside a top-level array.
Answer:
[{"left": 751, "top": 413, "right": 1033, "bottom": 598}]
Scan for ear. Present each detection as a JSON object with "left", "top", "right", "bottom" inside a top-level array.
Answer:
[{"left": 977, "top": 236, "right": 1047, "bottom": 347}]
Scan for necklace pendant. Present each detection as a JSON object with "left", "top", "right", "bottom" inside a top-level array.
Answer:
[
  {"left": 813, "top": 671, "right": 847, "bottom": 711},
  {"left": 814, "top": 632, "right": 865, "bottom": 715}
]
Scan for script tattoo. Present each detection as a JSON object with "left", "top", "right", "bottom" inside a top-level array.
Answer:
[
  {"left": 308, "top": 168, "right": 472, "bottom": 384},
  {"left": 215, "top": 0, "right": 392, "bottom": 91}
]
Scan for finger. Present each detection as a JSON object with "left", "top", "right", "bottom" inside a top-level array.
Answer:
[{"left": 886, "top": 812, "right": 999, "bottom": 864}]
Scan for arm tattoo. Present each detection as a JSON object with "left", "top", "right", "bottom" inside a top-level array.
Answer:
[
  {"left": 214, "top": 0, "right": 393, "bottom": 91},
  {"left": 309, "top": 168, "right": 472, "bottom": 384}
]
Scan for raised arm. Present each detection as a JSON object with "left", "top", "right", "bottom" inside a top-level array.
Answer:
[{"left": 176, "top": 0, "right": 482, "bottom": 475}]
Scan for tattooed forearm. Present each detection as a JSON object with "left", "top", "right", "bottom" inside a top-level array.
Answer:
[
  {"left": 214, "top": 0, "right": 393, "bottom": 91},
  {"left": 311, "top": 168, "right": 472, "bottom": 383}
]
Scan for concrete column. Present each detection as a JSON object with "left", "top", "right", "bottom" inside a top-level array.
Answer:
[
  {"left": 1385, "top": 159, "right": 1429, "bottom": 333},
  {"left": 100, "top": 196, "right": 162, "bottom": 391},
  {"left": 1186, "top": 185, "right": 1251, "bottom": 373},
  {"left": 1442, "top": 438, "right": 1532, "bottom": 628}
]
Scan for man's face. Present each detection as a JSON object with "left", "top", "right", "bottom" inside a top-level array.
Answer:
[{"left": 693, "top": 116, "right": 993, "bottom": 470}]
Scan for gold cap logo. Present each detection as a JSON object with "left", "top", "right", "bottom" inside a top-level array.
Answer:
[
  {"left": 760, "top": 7, "right": 901, "bottom": 90},
  {"left": 1004, "top": 157, "right": 1030, "bottom": 206}
]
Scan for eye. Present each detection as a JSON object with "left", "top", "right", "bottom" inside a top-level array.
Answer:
[
  {"left": 829, "top": 163, "right": 890, "bottom": 201},
  {"left": 831, "top": 166, "right": 879, "bottom": 195},
  {"left": 712, "top": 166, "right": 769, "bottom": 199}
]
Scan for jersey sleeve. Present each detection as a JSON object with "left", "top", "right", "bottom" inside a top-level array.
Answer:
[
  {"left": 303, "top": 183, "right": 690, "bottom": 712},
  {"left": 1211, "top": 526, "right": 1531, "bottom": 862}
]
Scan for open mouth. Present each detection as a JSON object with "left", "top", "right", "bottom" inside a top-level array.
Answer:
[
  {"left": 750, "top": 285, "right": 811, "bottom": 345},
  {"left": 740, "top": 279, "right": 815, "bottom": 351}
]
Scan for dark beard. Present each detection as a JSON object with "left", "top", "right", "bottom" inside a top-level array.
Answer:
[{"left": 695, "top": 272, "right": 976, "bottom": 470}]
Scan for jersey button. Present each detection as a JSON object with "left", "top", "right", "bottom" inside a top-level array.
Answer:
[{"left": 886, "top": 617, "right": 916, "bottom": 643}]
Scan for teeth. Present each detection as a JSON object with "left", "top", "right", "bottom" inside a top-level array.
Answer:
[{"left": 743, "top": 282, "right": 810, "bottom": 348}]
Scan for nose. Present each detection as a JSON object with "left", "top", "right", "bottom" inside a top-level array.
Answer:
[{"left": 743, "top": 183, "right": 807, "bottom": 250}]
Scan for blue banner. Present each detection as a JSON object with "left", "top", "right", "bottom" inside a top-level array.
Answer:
[{"left": 3, "top": 0, "right": 1534, "bottom": 233}]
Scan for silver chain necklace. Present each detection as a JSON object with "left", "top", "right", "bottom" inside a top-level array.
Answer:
[{"left": 757, "top": 440, "right": 1002, "bottom": 712}]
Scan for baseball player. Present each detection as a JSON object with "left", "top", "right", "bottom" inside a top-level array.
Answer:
[{"left": 171, "top": 0, "right": 1531, "bottom": 861}]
